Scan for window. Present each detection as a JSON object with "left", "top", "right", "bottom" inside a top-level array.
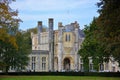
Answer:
[
  {"left": 32, "top": 63, "right": 36, "bottom": 71},
  {"left": 31, "top": 57, "right": 36, "bottom": 71},
  {"left": 32, "top": 57, "right": 36, "bottom": 62},
  {"left": 66, "top": 34, "right": 67, "bottom": 41},
  {"left": 80, "top": 58, "right": 83, "bottom": 71},
  {"left": 69, "top": 34, "right": 70, "bottom": 41},
  {"left": 112, "top": 67, "right": 115, "bottom": 72},
  {"left": 80, "top": 58, "right": 83, "bottom": 63},
  {"left": 105, "top": 63, "right": 108, "bottom": 70},
  {"left": 42, "top": 57, "right": 46, "bottom": 70},
  {"left": 11, "top": 66, "right": 15, "bottom": 70},
  {"left": 100, "top": 63, "right": 104, "bottom": 71},
  {"left": 65, "top": 34, "right": 70, "bottom": 42},
  {"left": 80, "top": 64, "right": 83, "bottom": 71},
  {"left": 89, "top": 64, "right": 93, "bottom": 71}
]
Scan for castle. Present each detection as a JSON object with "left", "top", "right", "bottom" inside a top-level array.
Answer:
[
  {"left": 27, "top": 18, "right": 84, "bottom": 72},
  {"left": 26, "top": 18, "right": 120, "bottom": 72}
]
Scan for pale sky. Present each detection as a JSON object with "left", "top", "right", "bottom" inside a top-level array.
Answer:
[{"left": 10, "top": 0, "right": 99, "bottom": 30}]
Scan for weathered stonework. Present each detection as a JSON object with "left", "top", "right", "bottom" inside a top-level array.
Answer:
[{"left": 26, "top": 18, "right": 120, "bottom": 72}]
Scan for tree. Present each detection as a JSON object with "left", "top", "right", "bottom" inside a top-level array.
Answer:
[
  {"left": 78, "top": 17, "right": 105, "bottom": 71},
  {"left": 97, "top": 0, "right": 120, "bottom": 65},
  {"left": 13, "top": 31, "right": 31, "bottom": 71},
  {"left": 0, "top": 0, "right": 19, "bottom": 72},
  {"left": 0, "top": 28, "right": 18, "bottom": 72},
  {"left": 0, "top": 29, "right": 31, "bottom": 72},
  {"left": 0, "top": 0, "right": 29, "bottom": 72}
]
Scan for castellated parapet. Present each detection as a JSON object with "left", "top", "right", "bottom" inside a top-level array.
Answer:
[{"left": 25, "top": 18, "right": 120, "bottom": 72}]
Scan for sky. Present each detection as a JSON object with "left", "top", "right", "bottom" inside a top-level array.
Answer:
[{"left": 10, "top": 0, "right": 100, "bottom": 30}]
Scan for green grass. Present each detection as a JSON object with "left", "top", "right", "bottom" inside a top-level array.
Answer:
[{"left": 0, "top": 76, "right": 120, "bottom": 80}]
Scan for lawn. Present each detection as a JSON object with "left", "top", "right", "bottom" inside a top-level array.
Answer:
[{"left": 0, "top": 76, "right": 120, "bottom": 80}]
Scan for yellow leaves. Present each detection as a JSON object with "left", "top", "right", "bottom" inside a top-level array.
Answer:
[
  {"left": 9, "top": 36, "right": 18, "bottom": 49},
  {"left": 0, "top": 1, "right": 18, "bottom": 26},
  {"left": 0, "top": 28, "right": 18, "bottom": 50},
  {"left": 0, "top": 28, "right": 7, "bottom": 41},
  {"left": 0, "top": 3, "right": 9, "bottom": 15}
]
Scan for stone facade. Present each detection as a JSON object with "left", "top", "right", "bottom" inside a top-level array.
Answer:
[
  {"left": 27, "top": 18, "right": 84, "bottom": 72},
  {"left": 27, "top": 18, "right": 120, "bottom": 72}
]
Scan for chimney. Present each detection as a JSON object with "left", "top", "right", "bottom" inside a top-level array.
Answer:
[
  {"left": 74, "top": 21, "right": 79, "bottom": 28},
  {"left": 48, "top": 18, "right": 53, "bottom": 30},
  {"left": 58, "top": 22, "right": 63, "bottom": 27},
  {"left": 38, "top": 21, "right": 42, "bottom": 33}
]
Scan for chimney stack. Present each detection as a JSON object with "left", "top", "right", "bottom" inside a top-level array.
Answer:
[
  {"left": 48, "top": 18, "right": 53, "bottom": 30},
  {"left": 58, "top": 22, "right": 63, "bottom": 29},
  {"left": 38, "top": 21, "right": 42, "bottom": 33},
  {"left": 48, "top": 18, "right": 54, "bottom": 71}
]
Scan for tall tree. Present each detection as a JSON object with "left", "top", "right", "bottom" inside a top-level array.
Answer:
[
  {"left": 0, "top": 0, "right": 18, "bottom": 72},
  {"left": 13, "top": 31, "right": 31, "bottom": 71},
  {"left": 97, "top": 0, "right": 120, "bottom": 64},
  {"left": 0, "top": 28, "right": 18, "bottom": 72},
  {"left": 78, "top": 17, "right": 105, "bottom": 71},
  {"left": 0, "top": 0, "right": 29, "bottom": 72}
]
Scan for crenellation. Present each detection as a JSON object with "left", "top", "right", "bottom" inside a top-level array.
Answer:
[{"left": 26, "top": 18, "right": 120, "bottom": 72}]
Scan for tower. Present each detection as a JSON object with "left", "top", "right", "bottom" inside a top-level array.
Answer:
[{"left": 48, "top": 18, "right": 54, "bottom": 71}]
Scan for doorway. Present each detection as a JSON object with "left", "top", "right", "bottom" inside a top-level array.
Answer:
[{"left": 64, "top": 58, "right": 70, "bottom": 71}]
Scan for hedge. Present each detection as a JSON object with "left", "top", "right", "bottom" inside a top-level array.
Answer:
[{"left": 0, "top": 72, "right": 120, "bottom": 77}]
